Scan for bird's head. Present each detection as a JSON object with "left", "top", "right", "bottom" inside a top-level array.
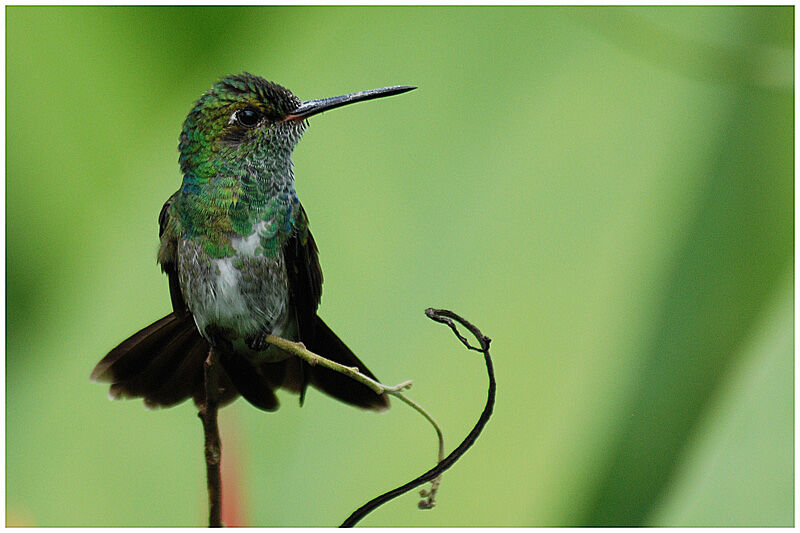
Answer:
[{"left": 178, "top": 72, "right": 415, "bottom": 176}]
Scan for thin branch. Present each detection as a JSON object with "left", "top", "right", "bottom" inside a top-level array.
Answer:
[
  {"left": 339, "top": 308, "right": 495, "bottom": 527},
  {"left": 199, "top": 346, "right": 223, "bottom": 528},
  {"left": 393, "top": 394, "right": 444, "bottom": 509},
  {"left": 264, "top": 334, "right": 413, "bottom": 395}
]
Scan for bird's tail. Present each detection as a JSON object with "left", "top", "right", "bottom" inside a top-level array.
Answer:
[
  {"left": 92, "top": 314, "right": 389, "bottom": 412},
  {"left": 91, "top": 313, "right": 238, "bottom": 408}
]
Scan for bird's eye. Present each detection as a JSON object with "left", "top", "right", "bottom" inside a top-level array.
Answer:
[{"left": 234, "top": 108, "right": 261, "bottom": 128}]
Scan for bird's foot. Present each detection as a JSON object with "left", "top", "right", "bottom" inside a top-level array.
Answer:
[{"left": 246, "top": 332, "right": 270, "bottom": 352}]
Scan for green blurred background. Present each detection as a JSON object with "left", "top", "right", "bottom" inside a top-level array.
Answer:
[{"left": 6, "top": 6, "right": 793, "bottom": 527}]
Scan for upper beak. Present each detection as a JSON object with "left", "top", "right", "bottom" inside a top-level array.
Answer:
[{"left": 285, "top": 85, "right": 416, "bottom": 121}]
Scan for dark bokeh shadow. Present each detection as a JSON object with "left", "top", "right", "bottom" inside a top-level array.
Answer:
[{"left": 573, "top": 9, "right": 793, "bottom": 526}]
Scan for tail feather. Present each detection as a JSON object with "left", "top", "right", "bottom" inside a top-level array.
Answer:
[
  {"left": 305, "top": 317, "right": 390, "bottom": 411},
  {"left": 166, "top": 339, "right": 231, "bottom": 408},
  {"left": 92, "top": 315, "right": 184, "bottom": 383},
  {"left": 94, "top": 313, "right": 237, "bottom": 409},
  {"left": 218, "top": 351, "right": 280, "bottom": 412},
  {"left": 115, "top": 324, "right": 197, "bottom": 399}
]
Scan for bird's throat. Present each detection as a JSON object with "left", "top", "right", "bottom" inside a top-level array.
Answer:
[{"left": 179, "top": 155, "right": 298, "bottom": 259}]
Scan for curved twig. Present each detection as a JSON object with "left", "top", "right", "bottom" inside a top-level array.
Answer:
[
  {"left": 263, "top": 332, "right": 446, "bottom": 501},
  {"left": 340, "top": 308, "right": 495, "bottom": 527}
]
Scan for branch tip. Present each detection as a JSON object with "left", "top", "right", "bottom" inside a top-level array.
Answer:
[{"left": 340, "top": 308, "right": 496, "bottom": 527}]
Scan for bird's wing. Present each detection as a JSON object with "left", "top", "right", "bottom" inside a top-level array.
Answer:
[
  {"left": 284, "top": 202, "right": 323, "bottom": 340},
  {"left": 157, "top": 191, "right": 187, "bottom": 318},
  {"left": 283, "top": 203, "right": 389, "bottom": 411}
]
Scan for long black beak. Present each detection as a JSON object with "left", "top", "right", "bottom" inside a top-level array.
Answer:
[{"left": 286, "top": 85, "right": 416, "bottom": 121}]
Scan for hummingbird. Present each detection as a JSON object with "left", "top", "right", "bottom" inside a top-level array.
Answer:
[{"left": 91, "top": 73, "right": 415, "bottom": 412}]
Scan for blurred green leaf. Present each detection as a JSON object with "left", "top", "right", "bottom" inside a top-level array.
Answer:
[
  {"left": 651, "top": 273, "right": 793, "bottom": 526},
  {"left": 575, "top": 8, "right": 792, "bottom": 525}
]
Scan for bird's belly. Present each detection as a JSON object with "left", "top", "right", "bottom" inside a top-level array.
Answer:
[{"left": 177, "top": 238, "right": 291, "bottom": 360}]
